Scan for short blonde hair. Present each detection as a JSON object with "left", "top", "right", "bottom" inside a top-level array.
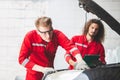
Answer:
[{"left": 35, "top": 16, "right": 52, "bottom": 28}]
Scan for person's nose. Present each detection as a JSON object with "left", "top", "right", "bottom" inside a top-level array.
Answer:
[{"left": 92, "top": 29, "right": 96, "bottom": 32}]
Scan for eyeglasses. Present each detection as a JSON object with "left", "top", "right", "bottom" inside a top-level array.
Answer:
[{"left": 37, "top": 29, "right": 53, "bottom": 35}]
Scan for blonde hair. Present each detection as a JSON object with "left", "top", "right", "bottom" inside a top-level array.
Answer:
[{"left": 35, "top": 16, "right": 52, "bottom": 28}]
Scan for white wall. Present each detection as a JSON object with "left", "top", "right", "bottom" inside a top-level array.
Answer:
[{"left": 0, "top": 0, "right": 120, "bottom": 80}]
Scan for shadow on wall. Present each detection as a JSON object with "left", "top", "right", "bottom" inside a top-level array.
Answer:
[{"left": 105, "top": 46, "right": 120, "bottom": 64}]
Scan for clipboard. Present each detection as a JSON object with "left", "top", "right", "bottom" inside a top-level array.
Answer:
[{"left": 83, "top": 55, "right": 100, "bottom": 68}]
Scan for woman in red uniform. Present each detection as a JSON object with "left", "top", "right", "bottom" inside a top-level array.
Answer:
[
  {"left": 18, "top": 16, "right": 88, "bottom": 80},
  {"left": 65, "top": 19, "right": 106, "bottom": 70}
]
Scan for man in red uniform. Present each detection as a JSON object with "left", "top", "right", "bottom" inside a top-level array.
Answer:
[
  {"left": 18, "top": 16, "right": 89, "bottom": 80},
  {"left": 65, "top": 19, "right": 106, "bottom": 70}
]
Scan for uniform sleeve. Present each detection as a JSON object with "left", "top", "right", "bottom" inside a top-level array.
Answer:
[
  {"left": 18, "top": 33, "right": 35, "bottom": 69},
  {"left": 64, "top": 36, "right": 78, "bottom": 63},
  {"left": 70, "top": 36, "right": 76, "bottom": 44},
  {"left": 56, "top": 31, "right": 80, "bottom": 60},
  {"left": 64, "top": 53, "right": 72, "bottom": 63},
  {"left": 99, "top": 44, "right": 106, "bottom": 64}
]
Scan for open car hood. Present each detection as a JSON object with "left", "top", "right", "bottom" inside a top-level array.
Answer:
[{"left": 78, "top": 0, "right": 120, "bottom": 35}]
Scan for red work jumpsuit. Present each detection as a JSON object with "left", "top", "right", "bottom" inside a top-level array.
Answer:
[
  {"left": 19, "top": 30, "right": 80, "bottom": 80},
  {"left": 65, "top": 35, "right": 106, "bottom": 69}
]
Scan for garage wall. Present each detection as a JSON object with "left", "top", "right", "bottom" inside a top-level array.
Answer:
[{"left": 0, "top": 0, "right": 120, "bottom": 80}]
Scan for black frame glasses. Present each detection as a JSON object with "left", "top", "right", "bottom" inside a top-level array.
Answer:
[{"left": 37, "top": 29, "right": 53, "bottom": 35}]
